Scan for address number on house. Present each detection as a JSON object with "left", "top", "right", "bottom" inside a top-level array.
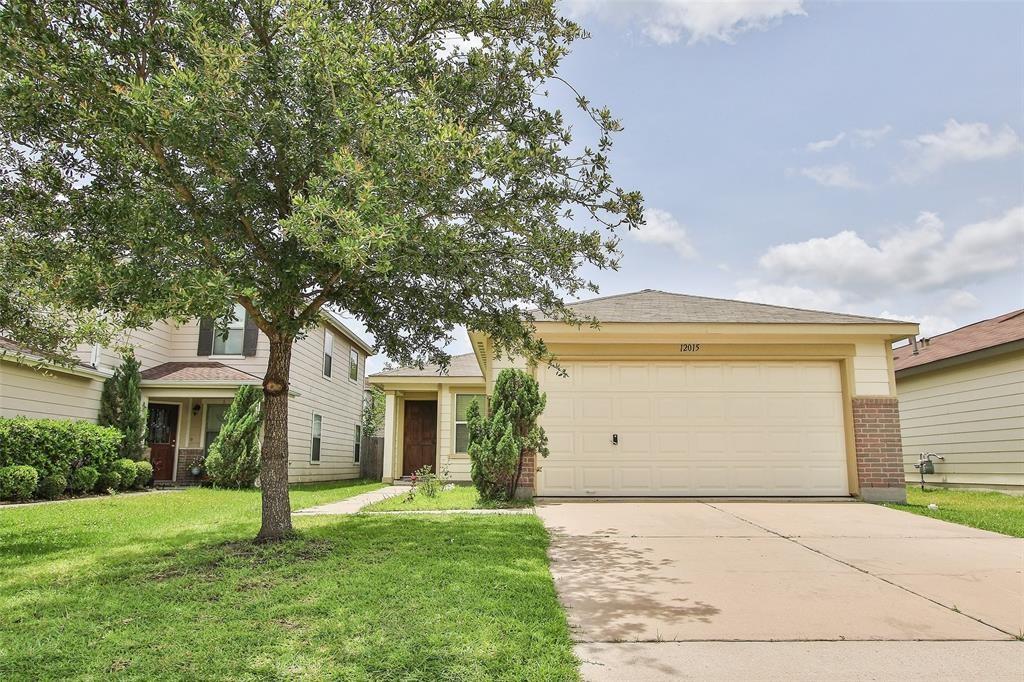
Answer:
[{"left": 679, "top": 344, "right": 701, "bottom": 352}]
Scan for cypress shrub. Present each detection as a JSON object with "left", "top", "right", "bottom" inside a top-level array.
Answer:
[{"left": 205, "top": 385, "right": 263, "bottom": 488}]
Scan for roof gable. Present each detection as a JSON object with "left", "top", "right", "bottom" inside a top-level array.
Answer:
[{"left": 371, "top": 352, "right": 483, "bottom": 379}]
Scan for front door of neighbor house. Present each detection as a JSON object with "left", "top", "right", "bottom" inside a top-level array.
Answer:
[
  {"left": 147, "top": 404, "right": 179, "bottom": 481},
  {"left": 402, "top": 401, "right": 437, "bottom": 476}
]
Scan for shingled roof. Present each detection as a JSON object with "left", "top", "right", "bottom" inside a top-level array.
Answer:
[
  {"left": 371, "top": 352, "right": 482, "bottom": 378},
  {"left": 140, "top": 362, "right": 263, "bottom": 383},
  {"left": 531, "top": 289, "right": 911, "bottom": 325},
  {"left": 893, "top": 309, "right": 1024, "bottom": 373}
]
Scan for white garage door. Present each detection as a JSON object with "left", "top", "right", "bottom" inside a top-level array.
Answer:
[{"left": 537, "top": 360, "right": 849, "bottom": 496}]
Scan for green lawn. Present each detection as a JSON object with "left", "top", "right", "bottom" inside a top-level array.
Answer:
[
  {"left": 0, "top": 481, "right": 578, "bottom": 680},
  {"left": 364, "top": 484, "right": 534, "bottom": 512},
  {"left": 885, "top": 486, "right": 1024, "bottom": 537}
]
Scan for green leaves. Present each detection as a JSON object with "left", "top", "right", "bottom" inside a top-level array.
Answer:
[{"left": 0, "top": 0, "right": 642, "bottom": 367}]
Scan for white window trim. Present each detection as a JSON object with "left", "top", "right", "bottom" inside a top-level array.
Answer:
[
  {"left": 310, "top": 412, "right": 323, "bottom": 464},
  {"left": 323, "top": 329, "right": 334, "bottom": 379},
  {"left": 353, "top": 424, "right": 362, "bottom": 463},
  {"left": 348, "top": 348, "right": 359, "bottom": 382},
  {"left": 208, "top": 354, "right": 246, "bottom": 360},
  {"left": 454, "top": 393, "right": 484, "bottom": 454}
]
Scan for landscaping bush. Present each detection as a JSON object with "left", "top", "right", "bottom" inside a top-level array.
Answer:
[
  {"left": 70, "top": 466, "right": 99, "bottom": 494},
  {"left": 133, "top": 461, "right": 154, "bottom": 489},
  {"left": 0, "top": 465, "right": 40, "bottom": 502},
  {"left": 112, "top": 458, "right": 138, "bottom": 491},
  {"left": 468, "top": 368, "right": 548, "bottom": 501},
  {"left": 96, "top": 351, "right": 146, "bottom": 459},
  {"left": 94, "top": 470, "right": 122, "bottom": 494},
  {"left": 205, "top": 385, "right": 263, "bottom": 488},
  {"left": 36, "top": 474, "right": 67, "bottom": 500},
  {"left": 0, "top": 417, "right": 121, "bottom": 480}
]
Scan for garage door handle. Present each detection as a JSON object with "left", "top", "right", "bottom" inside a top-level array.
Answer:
[{"left": 611, "top": 434, "right": 618, "bottom": 445}]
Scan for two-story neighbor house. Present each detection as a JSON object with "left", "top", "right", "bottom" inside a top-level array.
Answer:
[{"left": 0, "top": 307, "right": 373, "bottom": 485}]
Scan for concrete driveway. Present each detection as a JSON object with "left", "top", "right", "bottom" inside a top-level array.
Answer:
[{"left": 536, "top": 500, "right": 1024, "bottom": 681}]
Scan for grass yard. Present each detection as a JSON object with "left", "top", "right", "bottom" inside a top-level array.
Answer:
[
  {"left": 0, "top": 480, "right": 578, "bottom": 681},
  {"left": 363, "top": 484, "right": 534, "bottom": 512},
  {"left": 885, "top": 486, "right": 1024, "bottom": 537}
]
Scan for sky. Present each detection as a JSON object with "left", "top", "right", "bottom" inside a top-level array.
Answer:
[{"left": 356, "top": 0, "right": 1024, "bottom": 373}]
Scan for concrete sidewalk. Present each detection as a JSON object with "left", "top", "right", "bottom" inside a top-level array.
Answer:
[
  {"left": 292, "top": 485, "right": 407, "bottom": 515},
  {"left": 576, "top": 641, "right": 1024, "bottom": 681}
]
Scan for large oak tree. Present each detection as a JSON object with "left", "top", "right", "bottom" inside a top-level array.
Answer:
[{"left": 0, "top": 0, "right": 642, "bottom": 540}]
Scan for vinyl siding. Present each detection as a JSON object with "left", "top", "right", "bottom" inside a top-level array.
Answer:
[
  {"left": 898, "top": 351, "right": 1024, "bottom": 491},
  {"left": 285, "top": 326, "right": 366, "bottom": 483},
  {"left": 0, "top": 361, "right": 105, "bottom": 421},
  {"left": 439, "top": 385, "right": 487, "bottom": 481}
]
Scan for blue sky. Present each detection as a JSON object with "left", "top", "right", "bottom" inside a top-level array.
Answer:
[{"left": 360, "top": 1, "right": 1024, "bottom": 372}]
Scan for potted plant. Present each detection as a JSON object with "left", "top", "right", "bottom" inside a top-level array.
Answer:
[{"left": 188, "top": 455, "right": 204, "bottom": 477}]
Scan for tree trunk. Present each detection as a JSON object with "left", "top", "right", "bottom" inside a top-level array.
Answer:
[{"left": 256, "top": 335, "right": 294, "bottom": 542}]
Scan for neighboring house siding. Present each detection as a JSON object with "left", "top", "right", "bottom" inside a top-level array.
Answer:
[
  {"left": 286, "top": 327, "right": 365, "bottom": 483},
  {"left": 0, "top": 362, "right": 104, "bottom": 422},
  {"left": 898, "top": 351, "right": 1024, "bottom": 492}
]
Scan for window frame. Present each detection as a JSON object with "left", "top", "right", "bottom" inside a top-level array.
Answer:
[
  {"left": 454, "top": 393, "right": 485, "bottom": 454},
  {"left": 310, "top": 413, "right": 323, "bottom": 464},
  {"left": 353, "top": 424, "right": 362, "bottom": 463},
  {"left": 211, "top": 303, "right": 247, "bottom": 357},
  {"left": 348, "top": 348, "right": 359, "bottom": 382},
  {"left": 323, "top": 329, "right": 334, "bottom": 379}
]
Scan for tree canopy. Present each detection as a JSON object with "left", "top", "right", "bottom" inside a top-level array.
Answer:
[{"left": 0, "top": 0, "right": 643, "bottom": 539}]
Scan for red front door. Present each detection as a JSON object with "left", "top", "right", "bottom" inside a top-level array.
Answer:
[
  {"left": 402, "top": 401, "right": 437, "bottom": 476},
  {"left": 147, "top": 404, "right": 179, "bottom": 481}
]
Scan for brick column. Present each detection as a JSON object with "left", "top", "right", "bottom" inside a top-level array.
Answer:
[
  {"left": 515, "top": 450, "right": 536, "bottom": 499},
  {"left": 175, "top": 448, "right": 205, "bottom": 486},
  {"left": 852, "top": 396, "right": 907, "bottom": 503}
]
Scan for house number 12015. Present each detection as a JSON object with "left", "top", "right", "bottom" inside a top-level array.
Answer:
[{"left": 680, "top": 344, "right": 701, "bottom": 352}]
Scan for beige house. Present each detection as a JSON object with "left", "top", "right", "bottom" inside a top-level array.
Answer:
[
  {"left": 0, "top": 308, "right": 373, "bottom": 485},
  {"left": 370, "top": 290, "right": 918, "bottom": 502},
  {"left": 894, "top": 309, "right": 1024, "bottom": 493}
]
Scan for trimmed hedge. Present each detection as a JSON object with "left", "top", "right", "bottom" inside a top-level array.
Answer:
[
  {"left": 0, "top": 417, "right": 122, "bottom": 480},
  {"left": 112, "top": 458, "right": 138, "bottom": 491},
  {"left": 70, "top": 466, "right": 99, "bottom": 494},
  {"left": 36, "top": 474, "right": 67, "bottom": 500},
  {"left": 133, "top": 461, "right": 154, "bottom": 489},
  {"left": 94, "top": 470, "right": 121, "bottom": 493},
  {"left": 0, "top": 465, "right": 39, "bottom": 502}
]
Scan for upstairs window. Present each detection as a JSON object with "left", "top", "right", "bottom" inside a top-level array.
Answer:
[
  {"left": 323, "top": 330, "right": 334, "bottom": 378},
  {"left": 349, "top": 349, "right": 359, "bottom": 381},
  {"left": 212, "top": 303, "right": 246, "bottom": 356}
]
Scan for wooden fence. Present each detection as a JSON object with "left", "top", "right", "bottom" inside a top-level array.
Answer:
[{"left": 360, "top": 436, "right": 384, "bottom": 481}]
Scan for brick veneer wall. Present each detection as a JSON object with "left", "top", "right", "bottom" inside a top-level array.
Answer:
[
  {"left": 515, "top": 450, "right": 536, "bottom": 498},
  {"left": 852, "top": 396, "right": 907, "bottom": 503},
  {"left": 175, "top": 448, "right": 205, "bottom": 486}
]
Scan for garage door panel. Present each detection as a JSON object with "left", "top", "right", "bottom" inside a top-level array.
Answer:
[{"left": 537, "top": 360, "right": 849, "bottom": 497}]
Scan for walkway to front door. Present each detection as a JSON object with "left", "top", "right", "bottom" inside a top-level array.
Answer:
[{"left": 402, "top": 400, "right": 436, "bottom": 476}]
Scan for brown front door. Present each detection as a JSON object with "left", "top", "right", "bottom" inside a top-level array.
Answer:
[
  {"left": 402, "top": 401, "right": 437, "bottom": 476},
  {"left": 147, "top": 404, "right": 179, "bottom": 481}
]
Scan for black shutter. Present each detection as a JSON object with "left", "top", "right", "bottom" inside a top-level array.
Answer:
[
  {"left": 197, "top": 318, "right": 214, "bottom": 356},
  {"left": 242, "top": 311, "right": 259, "bottom": 357}
]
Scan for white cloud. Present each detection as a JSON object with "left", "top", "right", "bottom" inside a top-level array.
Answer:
[
  {"left": 798, "top": 163, "right": 867, "bottom": 189},
  {"left": 755, "top": 205, "right": 1024, "bottom": 298},
  {"left": 734, "top": 283, "right": 846, "bottom": 311},
  {"left": 630, "top": 207, "right": 697, "bottom": 258},
  {"left": 852, "top": 124, "right": 892, "bottom": 148},
  {"left": 562, "top": 0, "right": 805, "bottom": 45},
  {"left": 943, "top": 290, "right": 980, "bottom": 312},
  {"left": 897, "top": 119, "right": 1022, "bottom": 181},
  {"left": 806, "top": 132, "right": 845, "bottom": 153},
  {"left": 879, "top": 311, "right": 957, "bottom": 340},
  {"left": 438, "top": 33, "right": 484, "bottom": 58}
]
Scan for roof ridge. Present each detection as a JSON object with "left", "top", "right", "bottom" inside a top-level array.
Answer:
[
  {"left": 549, "top": 289, "right": 912, "bottom": 324},
  {"left": 918, "top": 308, "right": 1024, "bottom": 340}
]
